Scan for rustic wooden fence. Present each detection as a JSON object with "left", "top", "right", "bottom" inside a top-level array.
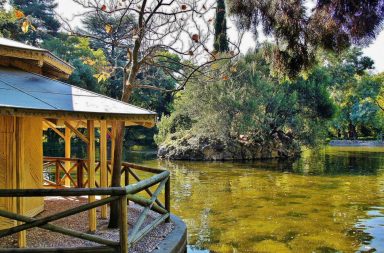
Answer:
[{"left": 0, "top": 158, "right": 171, "bottom": 253}]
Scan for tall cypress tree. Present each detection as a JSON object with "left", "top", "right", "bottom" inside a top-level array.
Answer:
[
  {"left": 214, "top": 0, "right": 229, "bottom": 52},
  {"left": 12, "top": 0, "right": 60, "bottom": 45}
]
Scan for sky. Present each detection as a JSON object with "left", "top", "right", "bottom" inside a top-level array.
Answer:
[{"left": 55, "top": 0, "right": 384, "bottom": 72}]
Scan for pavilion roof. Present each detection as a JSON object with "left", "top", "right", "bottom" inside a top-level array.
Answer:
[{"left": 0, "top": 67, "right": 156, "bottom": 127}]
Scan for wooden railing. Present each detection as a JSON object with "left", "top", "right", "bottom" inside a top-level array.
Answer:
[{"left": 0, "top": 158, "right": 171, "bottom": 253}]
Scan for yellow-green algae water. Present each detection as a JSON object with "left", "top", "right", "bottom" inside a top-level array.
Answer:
[{"left": 132, "top": 146, "right": 384, "bottom": 253}]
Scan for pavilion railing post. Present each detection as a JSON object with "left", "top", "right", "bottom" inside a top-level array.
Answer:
[
  {"left": 77, "top": 160, "right": 83, "bottom": 188},
  {"left": 124, "top": 167, "right": 129, "bottom": 187},
  {"left": 119, "top": 195, "right": 128, "bottom": 253},
  {"left": 165, "top": 176, "right": 171, "bottom": 223},
  {"left": 55, "top": 160, "right": 60, "bottom": 188}
]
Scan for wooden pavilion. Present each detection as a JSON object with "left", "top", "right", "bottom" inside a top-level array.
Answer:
[{"left": 0, "top": 38, "right": 157, "bottom": 248}]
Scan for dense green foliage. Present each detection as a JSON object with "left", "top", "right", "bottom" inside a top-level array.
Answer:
[
  {"left": 0, "top": 7, "right": 20, "bottom": 38},
  {"left": 324, "top": 49, "right": 384, "bottom": 139},
  {"left": 42, "top": 36, "right": 109, "bottom": 92},
  {"left": 156, "top": 47, "right": 384, "bottom": 149},
  {"left": 156, "top": 48, "right": 336, "bottom": 147}
]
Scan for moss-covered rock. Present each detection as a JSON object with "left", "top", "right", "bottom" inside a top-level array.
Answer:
[{"left": 157, "top": 132, "right": 300, "bottom": 160}]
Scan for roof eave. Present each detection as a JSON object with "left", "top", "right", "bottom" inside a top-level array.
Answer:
[
  {"left": 0, "top": 106, "right": 157, "bottom": 128},
  {"left": 0, "top": 45, "right": 74, "bottom": 76}
]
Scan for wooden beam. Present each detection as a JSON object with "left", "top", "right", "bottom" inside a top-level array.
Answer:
[
  {"left": 64, "top": 128, "right": 71, "bottom": 187},
  {"left": 64, "top": 121, "right": 89, "bottom": 144},
  {"left": 0, "top": 56, "right": 42, "bottom": 75},
  {"left": 15, "top": 117, "right": 26, "bottom": 248},
  {"left": 44, "top": 120, "right": 65, "bottom": 139},
  {"left": 0, "top": 247, "right": 116, "bottom": 253},
  {"left": 0, "top": 202, "right": 119, "bottom": 247},
  {"left": 0, "top": 108, "right": 157, "bottom": 127},
  {"left": 100, "top": 121, "right": 108, "bottom": 219},
  {"left": 87, "top": 120, "right": 96, "bottom": 232},
  {"left": 119, "top": 196, "right": 128, "bottom": 253}
]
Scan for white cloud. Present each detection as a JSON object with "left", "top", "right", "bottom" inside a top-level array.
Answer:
[{"left": 363, "top": 30, "right": 384, "bottom": 73}]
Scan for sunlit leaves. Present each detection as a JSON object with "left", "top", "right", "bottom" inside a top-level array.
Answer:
[
  {"left": 101, "top": 4, "right": 107, "bottom": 11},
  {"left": 83, "top": 58, "right": 96, "bottom": 66},
  {"left": 210, "top": 63, "right": 219, "bottom": 70},
  {"left": 21, "top": 20, "right": 35, "bottom": 33},
  {"left": 21, "top": 20, "right": 29, "bottom": 33},
  {"left": 13, "top": 9, "right": 34, "bottom": 34},
  {"left": 105, "top": 24, "right": 113, "bottom": 34},
  {"left": 14, "top": 10, "right": 24, "bottom": 19},
  {"left": 93, "top": 72, "right": 111, "bottom": 82}
]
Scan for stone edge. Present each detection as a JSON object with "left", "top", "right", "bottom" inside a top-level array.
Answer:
[{"left": 152, "top": 214, "right": 187, "bottom": 253}]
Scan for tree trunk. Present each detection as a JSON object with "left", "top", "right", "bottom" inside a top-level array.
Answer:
[
  {"left": 108, "top": 68, "right": 135, "bottom": 227},
  {"left": 108, "top": 121, "right": 126, "bottom": 228},
  {"left": 348, "top": 122, "right": 358, "bottom": 140}
]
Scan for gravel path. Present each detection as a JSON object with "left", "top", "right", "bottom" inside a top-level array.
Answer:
[{"left": 0, "top": 197, "right": 174, "bottom": 252}]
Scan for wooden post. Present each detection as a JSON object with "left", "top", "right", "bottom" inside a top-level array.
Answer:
[
  {"left": 64, "top": 127, "right": 71, "bottom": 187},
  {"left": 100, "top": 120, "right": 108, "bottom": 219},
  {"left": 87, "top": 120, "right": 96, "bottom": 232},
  {"left": 55, "top": 161, "right": 60, "bottom": 188},
  {"left": 110, "top": 121, "right": 117, "bottom": 187},
  {"left": 77, "top": 160, "right": 83, "bottom": 188},
  {"left": 124, "top": 168, "right": 129, "bottom": 186},
  {"left": 16, "top": 117, "right": 26, "bottom": 247},
  {"left": 119, "top": 195, "right": 128, "bottom": 253},
  {"left": 165, "top": 177, "right": 171, "bottom": 223}
]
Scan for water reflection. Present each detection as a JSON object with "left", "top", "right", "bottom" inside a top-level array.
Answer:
[
  {"left": 132, "top": 146, "right": 384, "bottom": 253},
  {"left": 355, "top": 207, "right": 384, "bottom": 252}
]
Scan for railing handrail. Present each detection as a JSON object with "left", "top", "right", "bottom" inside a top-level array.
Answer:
[
  {"left": 0, "top": 187, "right": 127, "bottom": 197},
  {"left": 0, "top": 160, "right": 171, "bottom": 253},
  {"left": 0, "top": 171, "right": 169, "bottom": 197},
  {"left": 43, "top": 156, "right": 167, "bottom": 174}
]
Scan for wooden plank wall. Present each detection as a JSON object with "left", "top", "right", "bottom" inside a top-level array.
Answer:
[
  {"left": 0, "top": 116, "right": 44, "bottom": 230},
  {"left": 0, "top": 116, "right": 16, "bottom": 229},
  {"left": 21, "top": 117, "right": 44, "bottom": 217}
]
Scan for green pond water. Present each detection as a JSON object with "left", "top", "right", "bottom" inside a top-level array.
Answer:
[{"left": 127, "top": 146, "right": 384, "bottom": 253}]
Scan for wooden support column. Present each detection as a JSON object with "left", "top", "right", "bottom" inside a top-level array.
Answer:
[
  {"left": 64, "top": 127, "right": 71, "bottom": 187},
  {"left": 110, "top": 121, "right": 117, "bottom": 187},
  {"left": 15, "top": 117, "right": 26, "bottom": 248},
  {"left": 119, "top": 195, "right": 128, "bottom": 253},
  {"left": 100, "top": 120, "right": 108, "bottom": 219},
  {"left": 87, "top": 120, "right": 96, "bottom": 232}
]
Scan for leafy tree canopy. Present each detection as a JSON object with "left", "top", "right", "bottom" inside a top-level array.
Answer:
[
  {"left": 228, "top": 0, "right": 384, "bottom": 76},
  {"left": 41, "top": 36, "right": 109, "bottom": 93},
  {"left": 156, "top": 46, "right": 336, "bottom": 147}
]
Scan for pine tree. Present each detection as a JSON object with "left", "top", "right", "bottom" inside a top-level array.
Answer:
[
  {"left": 214, "top": 0, "right": 229, "bottom": 52},
  {"left": 228, "top": 0, "right": 384, "bottom": 77},
  {"left": 12, "top": 0, "right": 60, "bottom": 45}
]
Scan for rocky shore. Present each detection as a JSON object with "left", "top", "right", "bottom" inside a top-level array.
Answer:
[
  {"left": 158, "top": 132, "right": 301, "bottom": 161},
  {"left": 329, "top": 140, "right": 384, "bottom": 147}
]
